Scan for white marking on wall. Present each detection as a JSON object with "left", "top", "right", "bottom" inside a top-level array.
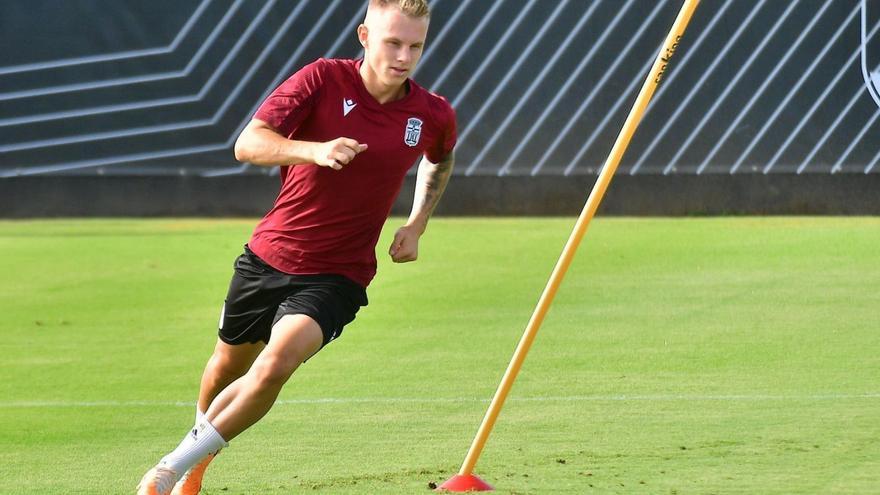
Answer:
[
  {"left": 527, "top": 0, "right": 642, "bottom": 176},
  {"left": 565, "top": 0, "right": 681, "bottom": 176},
  {"left": 831, "top": 108, "right": 880, "bottom": 173},
  {"left": 450, "top": 0, "right": 541, "bottom": 115},
  {"left": 0, "top": 0, "right": 324, "bottom": 177},
  {"left": 863, "top": 137, "right": 880, "bottom": 173},
  {"left": 428, "top": 1, "right": 509, "bottom": 95},
  {"left": 696, "top": 0, "right": 845, "bottom": 175},
  {"left": 796, "top": 85, "right": 872, "bottom": 173},
  {"left": 411, "top": 0, "right": 463, "bottom": 81},
  {"left": 0, "top": 0, "right": 212, "bottom": 76},
  {"left": 0, "top": 0, "right": 249, "bottom": 103},
  {"left": 728, "top": 7, "right": 880, "bottom": 174},
  {"left": 463, "top": 0, "right": 576, "bottom": 175},
  {"left": 628, "top": 0, "right": 770, "bottom": 175},
  {"left": 663, "top": 1, "right": 801, "bottom": 175},
  {"left": 0, "top": 0, "right": 275, "bottom": 153},
  {"left": 759, "top": 18, "right": 880, "bottom": 174},
  {"left": 502, "top": 0, "right": 620, "bottom": 176},
  {"left": 860, "top": 0, "right": 880, "bottom": 108}
]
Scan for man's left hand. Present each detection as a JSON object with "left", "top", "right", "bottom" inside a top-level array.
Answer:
[{"left": 389, "top": 225, "right": 422, "bottom": 263}]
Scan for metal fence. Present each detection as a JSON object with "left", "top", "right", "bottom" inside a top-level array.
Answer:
[{"left": 1, "top": 0, "right": 878, "bottom": 177}]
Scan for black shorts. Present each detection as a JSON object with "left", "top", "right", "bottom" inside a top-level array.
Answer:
[{"left": 218, "top": 245, "right": 368, "bottom": 347}]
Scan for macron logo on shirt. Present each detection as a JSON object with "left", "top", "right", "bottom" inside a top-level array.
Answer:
[{"left": 343, "top": 98, "right": 357, "bottom": 117}]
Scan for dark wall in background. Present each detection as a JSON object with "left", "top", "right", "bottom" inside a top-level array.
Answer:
[
  {"left": 1, "top": 0, "right": 879, "bottom": 216},
  {"left": 2, "top": 175, "right": 877, "bottom": 218},
  {"left": 2, "top": 0, "right": 880, "bottom": 178}
]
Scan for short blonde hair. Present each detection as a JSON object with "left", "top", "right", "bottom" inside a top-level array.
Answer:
[{"left": 368, "top": 0, "right": 431, "bottom": 19}]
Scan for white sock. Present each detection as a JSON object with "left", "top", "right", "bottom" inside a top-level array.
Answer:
[
  {"left": 159, "top": 418, "right": 228, "bottom": 477},
  {"left": 193, "top": 408, "right": 222, "bottom": 459}
]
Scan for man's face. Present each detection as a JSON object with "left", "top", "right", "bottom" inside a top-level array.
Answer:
[{"left": 359, "top": 7, "right": 429, "bottom": 88}]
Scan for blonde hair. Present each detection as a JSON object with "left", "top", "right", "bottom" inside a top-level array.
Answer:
[{"left": 368, "top": 0, "right": 431, "bottom": 19}]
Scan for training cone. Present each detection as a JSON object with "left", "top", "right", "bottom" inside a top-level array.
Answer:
[{"left": 436, "top": 474, "right": 494, "bottom": 492}]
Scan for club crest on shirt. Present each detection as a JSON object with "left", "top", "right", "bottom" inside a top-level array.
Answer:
[{"left": 404, "top": 117, "right": 422, "bottom": 147}]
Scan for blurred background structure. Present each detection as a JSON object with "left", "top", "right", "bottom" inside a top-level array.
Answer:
[{"left": 1, "top": 0, "right": 878, "bottom": 215}]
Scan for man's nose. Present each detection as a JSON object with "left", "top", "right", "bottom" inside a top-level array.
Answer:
[{"left": 397, "top": 47, "right": 411, "bottom": 64}]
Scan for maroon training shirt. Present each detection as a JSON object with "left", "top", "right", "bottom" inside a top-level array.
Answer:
[{"left": 247, "top": 58, "right": 457, "bottom": 287}]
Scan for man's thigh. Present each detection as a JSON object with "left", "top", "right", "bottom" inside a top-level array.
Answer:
[
  {"left": 273, "top": 275, "right": 367, "bottom": 348},
  {"left": 264, "top": 314, "right": 324, "bottom": 368}
]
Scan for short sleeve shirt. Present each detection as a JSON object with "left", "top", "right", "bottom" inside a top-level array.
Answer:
[{"left": 247, "top": 58, "right": 457, "bottom": 287}]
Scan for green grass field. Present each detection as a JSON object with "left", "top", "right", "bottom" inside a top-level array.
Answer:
[{"left": 1, "top": 217, "right": 878, "bottom": 494}]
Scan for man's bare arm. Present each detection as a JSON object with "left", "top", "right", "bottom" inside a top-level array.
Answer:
[
  {"left": 389, "top": 150, "right": 455, "bottom": 263},
  {"left": 234, "top": 119, "right": 367, "bottom": 170},
  {"left": 406, "top": 150, "right": 455, "bottom": 233}
]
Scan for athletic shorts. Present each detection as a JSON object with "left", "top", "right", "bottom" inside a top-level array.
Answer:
[{"left": 218, "top": 245, "right": 368, "bottom": 347}]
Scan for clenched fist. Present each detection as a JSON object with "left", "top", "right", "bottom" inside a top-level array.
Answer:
[
  {"left": 389, "top": 224, "right": 422, "bottom": 263},
  {"left": 313, "top": 138, "right": 368, "bottom": 170}
]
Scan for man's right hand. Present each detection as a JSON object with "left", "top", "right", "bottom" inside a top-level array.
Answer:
[{"left": 313, "top": 138, "right": 368, "bottom": 170}]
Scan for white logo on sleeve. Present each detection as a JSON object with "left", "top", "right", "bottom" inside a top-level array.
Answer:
[
  {"left": 404, "top": 117, "right": 422, "bottom": 147},
  {"left": 343, "top": 98, "right": 357, "bottom": 116}
]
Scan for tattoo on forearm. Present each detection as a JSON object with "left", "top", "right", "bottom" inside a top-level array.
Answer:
[{"left": 414, "top": 152, "right": 455, "bottom": 219}]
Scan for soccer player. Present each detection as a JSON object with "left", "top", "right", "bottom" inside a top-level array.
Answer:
[{"left": 136, "top": 1, "right": 456, "bottom": 493}]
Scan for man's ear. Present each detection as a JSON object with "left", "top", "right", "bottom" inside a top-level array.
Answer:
[{"left": 357, "top": 24, "right": 368, "bottom": 48}]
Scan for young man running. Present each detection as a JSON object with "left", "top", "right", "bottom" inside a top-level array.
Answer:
[{"left": 137, "top": 1, "right": 455, "bottom": 493}]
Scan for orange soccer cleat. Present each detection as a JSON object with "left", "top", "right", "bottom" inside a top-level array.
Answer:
[
  {"left": 137, "top": 466, "right": 178, "bottom": 495},
  {"left": 170, "top": 451, "right": 219, "bottom": 495}
]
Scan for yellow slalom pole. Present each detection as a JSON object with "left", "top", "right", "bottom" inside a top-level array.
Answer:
[{"left": 439, "top": 0, "right": 701, "bottom": 491}]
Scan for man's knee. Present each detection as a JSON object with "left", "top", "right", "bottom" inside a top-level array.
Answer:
[
  {"left": 246, "top": 315, "right": 322, "bottom": 390},
  {"left": 208, "top": 344, "right": 260, "bottom": 380},
  {"left": 250, "top": 353, "right": 301, "bottom": 389}
]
